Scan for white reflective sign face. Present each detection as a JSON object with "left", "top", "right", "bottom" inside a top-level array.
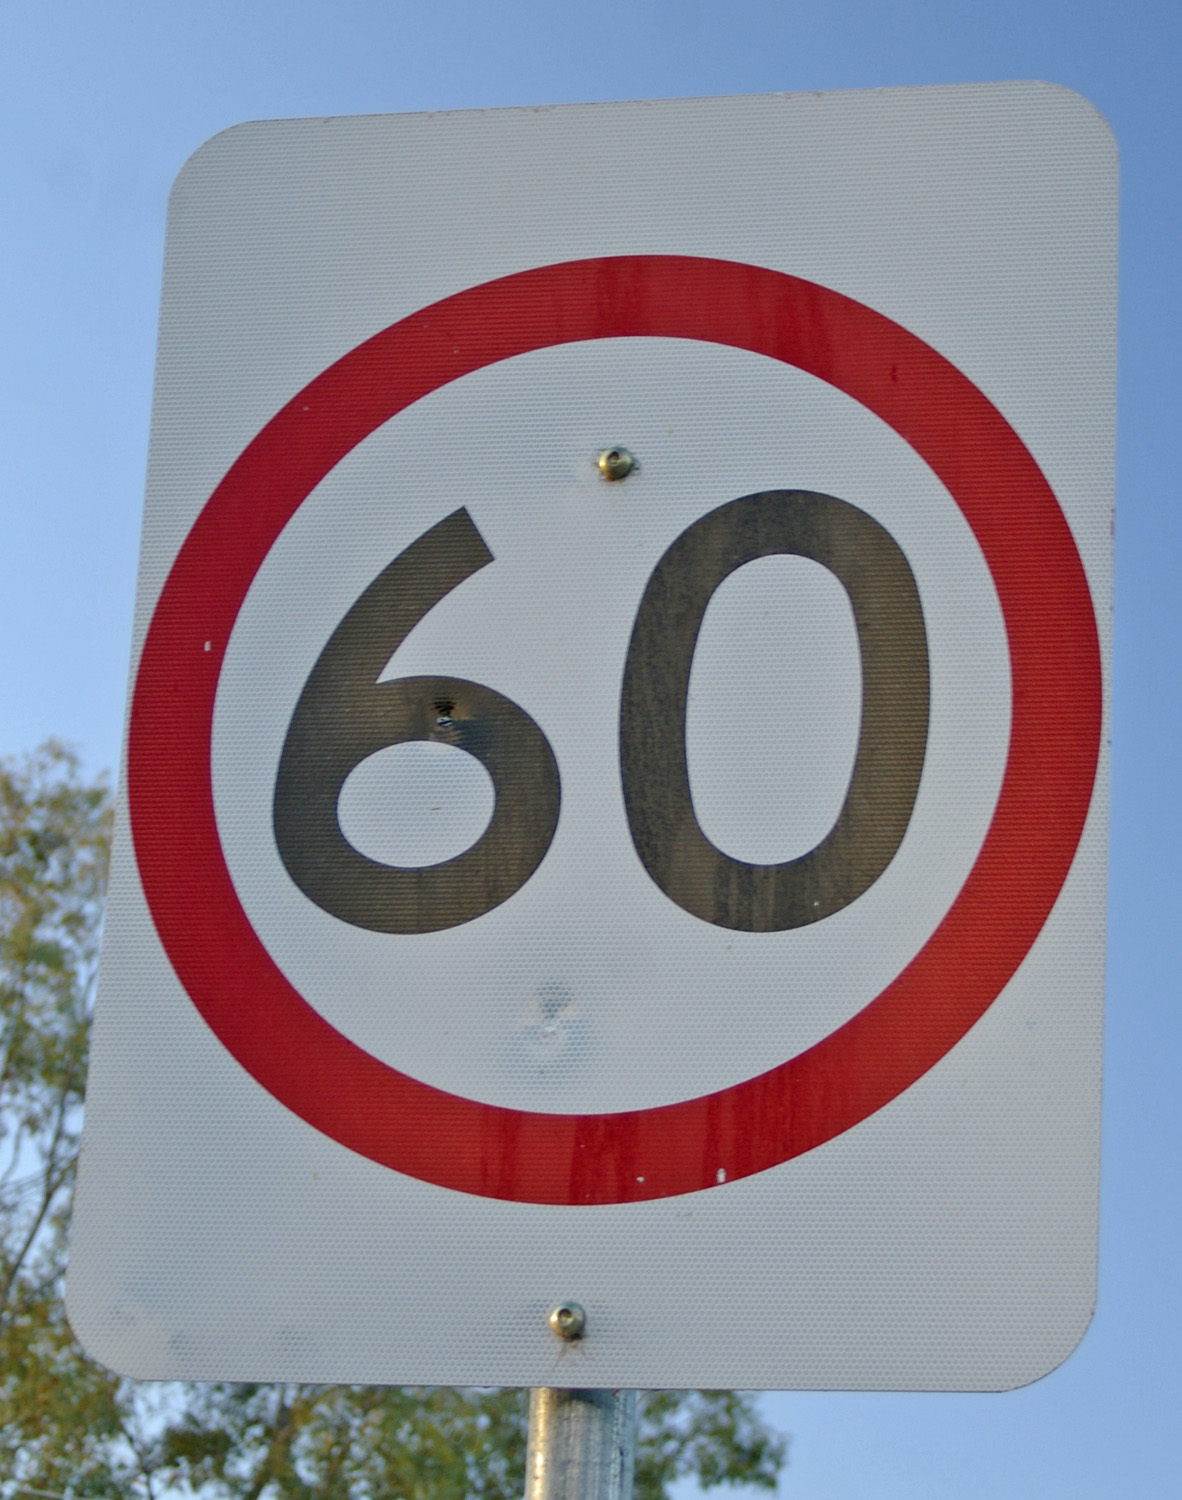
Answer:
[{"left": 67, "top": 85, "right": 1115, "bottom": 1390}]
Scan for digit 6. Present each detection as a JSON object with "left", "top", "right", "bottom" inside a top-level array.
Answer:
[{"left": 273, "top": 508, "right": 561, "bottom": 934}]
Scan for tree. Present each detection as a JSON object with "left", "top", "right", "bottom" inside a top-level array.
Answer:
[
  {"left": 0, "top": 741, "right": 128, "bottom": 1496},
  {"left": 0, "top": 744, "right": 787, "bottom": 1500}
]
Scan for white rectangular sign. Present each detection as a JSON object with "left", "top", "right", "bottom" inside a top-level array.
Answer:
[{"left": 68, "top": 83, "right": 1115, "bottom": 1390}]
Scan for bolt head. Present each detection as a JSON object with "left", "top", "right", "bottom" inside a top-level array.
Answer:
[
  {"left": 548, "top": 1302, "right": 587, "bottom": 1340},
  {"left": 597, "top": 447, "right": 635, "bottom": 481}
]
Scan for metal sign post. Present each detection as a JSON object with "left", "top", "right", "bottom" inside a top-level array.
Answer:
[
  {"left": 524, "top": 1305, "right": 636, "bottom": 1500},
  {"left": 525, "top": 1388, "right": 637, "bottom": 1500}
]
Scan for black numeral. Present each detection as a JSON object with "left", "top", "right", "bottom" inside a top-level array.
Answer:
[
  {"left": 273, "top": 508, "right": 561, "bottom": 934},
  {"left": 619, "top": 491, "right": 929, "bottom": 932}
]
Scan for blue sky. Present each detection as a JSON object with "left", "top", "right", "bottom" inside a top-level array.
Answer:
[{"left": 3, "top": 2, "right": 1180, "bottom": 1496}]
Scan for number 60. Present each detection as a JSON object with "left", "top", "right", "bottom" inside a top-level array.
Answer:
[{"left": 273, "top": 490, "right": 929, "bottom": 935}]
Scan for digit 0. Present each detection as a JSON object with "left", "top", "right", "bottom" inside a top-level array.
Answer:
[
  {"left": 619, "top": 491, "right": 930, "bottom": 932},
  {"left": 273, "top": 508, "right": 561, "bottom": 934}
]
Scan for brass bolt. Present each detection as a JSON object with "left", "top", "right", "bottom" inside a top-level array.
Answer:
[
  {"left": 548, "top": 1302, "right": 587, "bottom": 1341},
  {"left": 597, "top": 447, "right": 635, "bottom": 481}
]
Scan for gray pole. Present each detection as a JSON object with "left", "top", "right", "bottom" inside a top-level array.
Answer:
[{"left": 523, "top": 1387, "right": 637, "bottom": 1500}]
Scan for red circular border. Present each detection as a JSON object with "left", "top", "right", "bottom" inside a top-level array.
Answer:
[{"left": 129, "top": 256, "right": 1102, "bottom": 1204}]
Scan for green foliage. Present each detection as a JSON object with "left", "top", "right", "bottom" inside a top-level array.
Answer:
[
  {"left": 636, "top": 1392, "right": 785, "bottom": 1500},
  {"left": 0, "top": 743, "right": 787, "bottom": 1500},
  {"left": 0, "top": 742, "right": 127, "bottom": 1498},
  {"left": 155, "top": 1385, "right": 531, "bottom": 1500}
]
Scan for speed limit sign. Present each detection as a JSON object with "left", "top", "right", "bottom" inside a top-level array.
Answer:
[{"left": 68, "top": 84, "right": 1115, "bottom": 1391}]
